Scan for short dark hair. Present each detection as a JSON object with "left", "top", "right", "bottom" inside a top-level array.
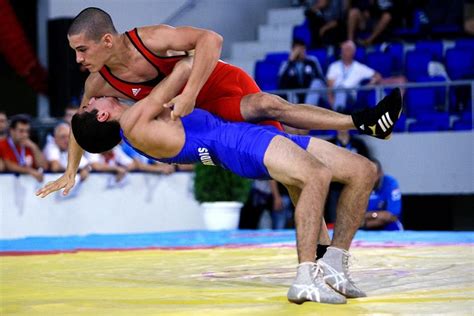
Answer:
[
  {"left": 68, "top": 7, "right": 117, "bottom": 42},
  {"left": 292, "top": 39, "right": 307, "bottom": 48},
  {"left": 9, "top": 114, "right": 31, "bottom": 129},
  {"left": 71, "top": 110, "right": 121, "bottom": 153}
]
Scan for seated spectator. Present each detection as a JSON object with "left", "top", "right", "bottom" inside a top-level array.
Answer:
[
  {"left": 326, "top": 40, "right": 381, "bottom": 112},
  {"left": 325, "top": 130, "right": 372, "bottom": 223},
  {"left": 0, "top": 111, "right": 7, "bottom": 141},
  {"left": 120, "top": 140, "right": 175, "bottom": 175},
  {"left": 43, "top": 122, "right": 90, "bottom": 181},
  {"left": 347, "top": 0, "right": 397, "bottom": 46},
  {"left": 0, "top": 114, "right": 47, "bottom": 182},
  {"left": 239, "top": 180, "right": 292, "bottom": 230},
  {"left": 87, "top": 144, "right": 138, "bottom": 183},
  {"left": 62, "top": 104, "right": 78, "bottom": 125},
  {"left": 278, "top": 39, "right": 325, "bottom": 104},
  {"left": 304, "top": 0, "right": 344, "bottom": 48},
  {"left": 465, "top": 0, "right": 474, "bottom": 35},
  {"left": 361, "top": 159, "right": 403, "bottom": 230}
]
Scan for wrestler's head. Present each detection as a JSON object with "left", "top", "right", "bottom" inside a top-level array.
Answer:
[
  {"left": 67, "top": 7, "right": 118, "bottom": 72},
  {"left": 72, "top": 97, "right": 121, "bottom": 153}
]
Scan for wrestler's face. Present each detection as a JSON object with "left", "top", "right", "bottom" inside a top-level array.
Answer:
[
  {"left": 68, "top": 32, "right": 111, "bottom": 72},
  {"left": 82, "top": 97, "right": 118, "bottom": 121}
]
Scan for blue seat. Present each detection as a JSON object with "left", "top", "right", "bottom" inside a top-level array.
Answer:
[
  {"left": 415, "top": 40, "right": 444, "bottom": 61},
  {"left": 455, "top": 39, "right": 474, "bottom": 50},
  {"left": 405, "top": 87, "right": 438, "bottom": 118},
  {"left": 393, "top": 113, "right": 406, "bottom": 133},
  {"left": 254, "top": 60, "right": 280, "bottom": 91},
  {"left": 365, "top": 51, "right": 393, "bottom": 77},
  {"left": 265, "top": 52, "right": 289, "bottom": 65},
  {"left": 452, "top": 119, "right": 472, "bottom": 131},
  {"left": 354, "top": 46, "right": 365, "bottom": 62},
  {"left": 405, "top": 51, "right": 431, "bottom": 82},
  {"left": 293, "top": 22, "right": 311, "bottom": 48},
  {"left": 445, "top": 48, "right": 474, "bottom": 80},
  {"left": 408, "top": 112, "right": 450, "bottom": 132}
]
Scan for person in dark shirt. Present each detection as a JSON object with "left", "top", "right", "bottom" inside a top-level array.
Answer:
[
  {"left": 278, "top": 39, "right": 325, "bottom": 103},
  {"left": 305, "top": 0, "right": 344, "bottom": 48}
]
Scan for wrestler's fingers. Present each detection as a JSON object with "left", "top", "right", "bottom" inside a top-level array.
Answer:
[{"left": 36, "top": 182, "right": 58, "bottom": 198}]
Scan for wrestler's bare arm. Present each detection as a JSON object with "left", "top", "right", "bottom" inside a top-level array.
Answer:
[
  {"left": 36, "top": 74, "right": 122, "bottom": 198},
  {"left": 139, "top": 25, "right": 222, "bottom": 119}
]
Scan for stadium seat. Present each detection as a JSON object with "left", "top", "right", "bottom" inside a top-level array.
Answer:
[
  {"left": 405, "top": 51, "right": 431, "bottom": 82},
  {"left": 415, "top": 40, "right": 444, "bottom": 61},
  {"left": 265, "top": 52, "right": 289, "bottom": 65},
  {"left": 293, "top": 21, "right": 311, "bottom": 48},
  {"left": 455, "top": 38, "right": 474, "bottom": 50},
  {"left": 365, "top": 51, "right": 393, "bottom": 77},
  {"left": 405, "top": 87, "right": 438, "bottom": 117},
  {"left": 445, "top": 48, "right": 474, "bottom": 80},
  {"left": 408, "top": 112, "right": 450, "bottom": 132},
  {"left": 393, "top": 113, "right": 406, "bottom": 133},
  {"left": 254, "top": 60, "right": 280, "bottom": 91}
]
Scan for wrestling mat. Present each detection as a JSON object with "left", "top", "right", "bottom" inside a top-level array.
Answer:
[{"left": 1, "top": 230, "right": 473, "bottom": 315}]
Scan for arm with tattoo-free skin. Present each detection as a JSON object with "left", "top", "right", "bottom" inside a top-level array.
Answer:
[{"left": 138, "top": 25, "right": 223, "bottom": 120}]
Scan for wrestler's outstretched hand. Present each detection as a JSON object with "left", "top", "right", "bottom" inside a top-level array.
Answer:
[
  {"left": 164, "top": 92, "right": 196, "bottom": 120},
  {"left": 36, "top": 173, "right": 76, "bottom": 198}
]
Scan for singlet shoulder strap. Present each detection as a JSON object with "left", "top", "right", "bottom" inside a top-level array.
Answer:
[{"left": 125, "top": 28, "right": 188, "bottom": 66}]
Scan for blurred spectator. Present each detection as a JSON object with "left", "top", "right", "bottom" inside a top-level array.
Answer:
[
  {"left": 0, "top": 114, "right": 47, "bottom": 182},
  {"left": 239, "top": 180, "right": 291, "bottom": 230},
  {"left": 361, "top": 159, "right": 403, "bottom": 230},
  {"left": 278, "top": 39, "right": 325, "bottom": 103},
  {"left": 62, "top": 104, "right": 78, "bottom": 125},
  {"left": 326, "top": 40, "right": 381, "bottom": 111},
  {"left": 0, "top": 157, "right": 4, "bottom": 172},
  {"left": 120, "top": 141, "right": 176, "bottom": 175},
  {"left": 304, "top": 0, "right": 345, "bottom": 48},
  {"left": 87, "top": 145, "right": 138, "bottom": 183},
  {"left": 325, "top": 130, "right": 372, "bottom": 223},
  {"left": 43, "top": 122, "right": 90, "bottom": 181},
  {"left": 464, "top": 0, "right": 474, "bottom": 35},
  {"left": 0, "top": 110, "right": 7, "bottom": 140},
  {"left": 347, "top": 0, "right": 396, "bottom": 46}
]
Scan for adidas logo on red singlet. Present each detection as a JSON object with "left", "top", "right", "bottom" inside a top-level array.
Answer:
[{"left": 132, "top": 88, "right": 141, "bottom": 96}]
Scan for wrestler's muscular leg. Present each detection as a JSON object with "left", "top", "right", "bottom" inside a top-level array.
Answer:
[
  {"left": 263, "top": 136, "right": 332, "bottom": 263},
  {"left": 285, "top": 186, "right": 331, "bottom": 245},
  {"left": 305, "top": 138, "right": 377, "bottom": 250},
  {"left": 241, "top": 92, "right": 354, "bottom": 130}
]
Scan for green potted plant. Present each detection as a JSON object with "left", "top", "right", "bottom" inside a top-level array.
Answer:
[{"left": 194, "top": 164, "right": 251, "bottom": 230}]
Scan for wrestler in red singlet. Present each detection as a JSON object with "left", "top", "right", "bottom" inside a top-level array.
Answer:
[{"left": 99, "top": 28, "right": 283, "bottom": 130}]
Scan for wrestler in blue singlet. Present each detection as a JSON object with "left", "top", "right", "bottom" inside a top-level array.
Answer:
[{"left": 120, "top": 109, "right": 311, "bottom": 180}]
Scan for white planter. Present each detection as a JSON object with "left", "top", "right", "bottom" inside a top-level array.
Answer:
[{"left": 201, "top": 201, "right": 243, "bottom": 231}]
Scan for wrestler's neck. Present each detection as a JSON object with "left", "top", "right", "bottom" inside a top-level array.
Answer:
[{"left": 105, "top": 33, "right": 135, "bottom": 72}]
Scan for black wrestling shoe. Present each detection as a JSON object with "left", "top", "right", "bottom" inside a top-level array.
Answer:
[{"left": 351, "top": 88, "right": 402, "bottom": 140}]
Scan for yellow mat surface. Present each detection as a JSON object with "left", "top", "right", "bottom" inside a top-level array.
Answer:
[{"left": 1, "top": 246, "right": 473, "bottom": 315}]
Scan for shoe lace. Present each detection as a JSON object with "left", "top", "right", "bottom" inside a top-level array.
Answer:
[
  {"left": 310, "top": 263, "right": 324, "bottom": 284},
  {"left": 342, "top": 252, "right": 355, "bottom": 284}
]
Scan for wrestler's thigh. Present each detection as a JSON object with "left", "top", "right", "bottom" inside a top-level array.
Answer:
[
  {"left": 305, "top": 137, "right": 373, "bottom": 184},
  {"left": 263, "top": 136, "right": 327, "bottom": 188}
]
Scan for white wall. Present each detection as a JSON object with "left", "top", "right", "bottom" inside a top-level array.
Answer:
[
  {"left": 1, "top": 173, "right": 204, "bottom": 239},
  {"left": 366, "top": 131, "right": 474, "bottom": 194}
]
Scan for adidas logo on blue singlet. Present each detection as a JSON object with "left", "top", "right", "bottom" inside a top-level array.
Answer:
[{"left": 198, "top": 147, "right": 215, "bottom": 166}]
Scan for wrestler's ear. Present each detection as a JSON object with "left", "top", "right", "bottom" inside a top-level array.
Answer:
[
  {"left": 103, "top": 33, "right": 113, "bottom": 48},
  {"left": 97, "top": 111, "right": 110, "bottom": 122}
]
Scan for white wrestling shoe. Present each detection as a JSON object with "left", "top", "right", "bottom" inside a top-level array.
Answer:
[
  {"left": 287, "top": 262, "right": 347, "bottom": 304},
  {"left": 319, "top": 247, "right": 367, "bottom": 298}
]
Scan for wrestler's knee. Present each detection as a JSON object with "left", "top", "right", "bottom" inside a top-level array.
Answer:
[
  {"left": 298, "top": 162, "right": 332, "bottom": 190},
  {"left": 243, "top": 92, "right": 289, "bottom": 120},
  {"left": 353, "top": 156, "right": 377, "bottom": 189}
]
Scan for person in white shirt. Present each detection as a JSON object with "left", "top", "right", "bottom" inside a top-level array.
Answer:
[
  {"left": 326, "top": 40, "right": 382, "bottom": 112},
  {"left": 86, "top": 144, "right": 137, "bottom": 183},
  {"left": 43, "top": 123, "right": 90, "bottom": 181}
]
